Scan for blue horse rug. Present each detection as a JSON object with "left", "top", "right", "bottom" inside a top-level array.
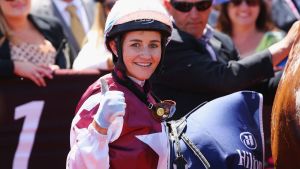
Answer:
[{"left": 168, "top": 91, "right": 264, "bottom": 169}]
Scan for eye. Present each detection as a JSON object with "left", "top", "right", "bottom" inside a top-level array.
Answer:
[
  {"left": 130, "top": 43, "right": 140, "bottom": 48},
  {"left": 149, "top": 43, "right": 159, "bottom": 48}
]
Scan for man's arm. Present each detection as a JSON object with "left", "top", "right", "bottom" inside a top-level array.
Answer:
[
  {"left": 154, "top": 37, "right": 273, "bottom": 94},
  {"left": 269, "top": 21, "right": 300, "bottom": 66}
]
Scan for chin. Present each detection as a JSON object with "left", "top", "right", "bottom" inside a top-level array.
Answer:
[
  {"left": 136, "top": 77, "right": 149, "bottom": 81},
  {"left": 134, "top": 70, "right": 154, "bottom": 80},
  {"left": 135, "top": 74, "right": 151, "bottom": 81}
]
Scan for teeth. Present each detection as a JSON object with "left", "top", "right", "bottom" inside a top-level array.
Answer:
[
  {"left": 238, "top": 12, "right": 250, "bottom": 18},
  {"left": 135, "top": 63, "right": 151, "bottom": 67}
]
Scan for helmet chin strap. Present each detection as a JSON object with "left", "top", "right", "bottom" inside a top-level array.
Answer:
[{"left": 154, "top": 36, "right": 167, "bottom": 76}]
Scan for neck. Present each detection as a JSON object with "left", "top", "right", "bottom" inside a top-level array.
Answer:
[
  {"left": 6, "top": 16, "right": 30, "bottom": 31},
  {"left": 232, "top": 24, "right": 264, "bottom": 58},
  {"left": 232, "top": 24, "right": 258, "bottom": 41},
  {"left": 128, "top": 76, "right": 145, "bottom": 87}
]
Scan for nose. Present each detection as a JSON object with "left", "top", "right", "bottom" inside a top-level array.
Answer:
[
  {"left": 139, "top": 47, "right": 151, "bottom": 59},
  {"left": 240, "top": 1, "right": 249, "bottom": 8},
  {"left": 189, "top": 6, "right": 199, "bottom": 19}
]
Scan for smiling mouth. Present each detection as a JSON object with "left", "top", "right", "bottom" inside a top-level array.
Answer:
[
  {"left": 238, "top": 12, "right": 251, "bottom": 17},
  {"left": 134, "top": 62, "right": 152, "bottom": 67}
]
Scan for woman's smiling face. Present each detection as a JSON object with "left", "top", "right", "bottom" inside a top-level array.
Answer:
[
  {"left": 0, "top": 0, "right": 31, "bottom": 19},
  {"left": 228, "top": 0, "right": 260, "bottom": 28},
  {"left": 113, "top": 30, "right": 162, "bottom": 81}
]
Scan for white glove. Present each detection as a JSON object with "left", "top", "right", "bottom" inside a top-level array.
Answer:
[{"left": 94, "top": 78, "right": 126, "bottom": 129}]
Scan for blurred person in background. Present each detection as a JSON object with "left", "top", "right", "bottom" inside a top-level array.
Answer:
[
  {"left": 151, "top": 1, "right": 300, "bottom": 167},
  {"left": 31, "top": 0, "right": 96, "bottom": 67},
  {"left": 207, "top": 0, "right": 229, "bottom": 27},
  {"left": 215, "top": 0, "right": 285, "bottom": 165},
  {"left": 271, "top": 0, "right": 300, "bottom": 33},
  {"left": 216, "top": 0, "right": 285, "bottom": 59},
  {"left": 151, "top": 0, "right": 300, "bottom": 120},
  {"left": 0, "top": 0, "right": 68, "bottom": 87},
  {"left": 72, "top": 0, "right": 116, "bottom": 71}
]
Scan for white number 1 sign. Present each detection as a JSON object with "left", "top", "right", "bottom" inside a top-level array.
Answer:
[{"left": 13, "top": 101, "right": 44, "bottom": 169}]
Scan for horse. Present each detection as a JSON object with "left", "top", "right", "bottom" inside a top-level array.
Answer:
[{"left": 271, "top": 35, "right": 300, "bottom": 168}]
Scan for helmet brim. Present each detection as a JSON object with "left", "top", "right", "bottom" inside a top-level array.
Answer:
[{"left": 106, "top": 20, "right": 172, "bottom": 40}]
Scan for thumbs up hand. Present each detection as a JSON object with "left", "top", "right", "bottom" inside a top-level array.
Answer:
[{"left": 94, "top": 78, "right": 126, "bottom": 129}]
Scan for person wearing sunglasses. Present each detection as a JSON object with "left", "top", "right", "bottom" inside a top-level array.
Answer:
[
  {"left": 216, "top": 0, "right": 285, "bottom": 59},
  {"left": 151, "top": 0, "right": 300, "bottom": 120},
  {"left": 215, "top": 0, "right": 285, "bottom": 167}
]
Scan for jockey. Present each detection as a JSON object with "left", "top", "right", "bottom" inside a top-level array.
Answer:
[
  {"left": 66, "top": 0, "right": 265, "bottom": 168},
  {"left": 66, "top": 0, "right": 175, "bottom": 168}
]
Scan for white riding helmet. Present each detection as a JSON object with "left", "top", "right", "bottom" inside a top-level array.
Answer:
[{"left": 103, "top": 0, "right": 173, "bottom": 65}]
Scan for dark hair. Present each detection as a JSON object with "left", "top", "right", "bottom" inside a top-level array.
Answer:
[{"left": 216, "top": 0, "right": 274, "bottom": 36}]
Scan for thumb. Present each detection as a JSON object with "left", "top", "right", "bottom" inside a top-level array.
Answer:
[{"left": 100, "top": 78, "right": 109, "bottom": 95}]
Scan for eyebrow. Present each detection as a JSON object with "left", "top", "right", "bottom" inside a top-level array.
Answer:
[{"left": 129, "top": 39, "right": 161, "bottom": 43}]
